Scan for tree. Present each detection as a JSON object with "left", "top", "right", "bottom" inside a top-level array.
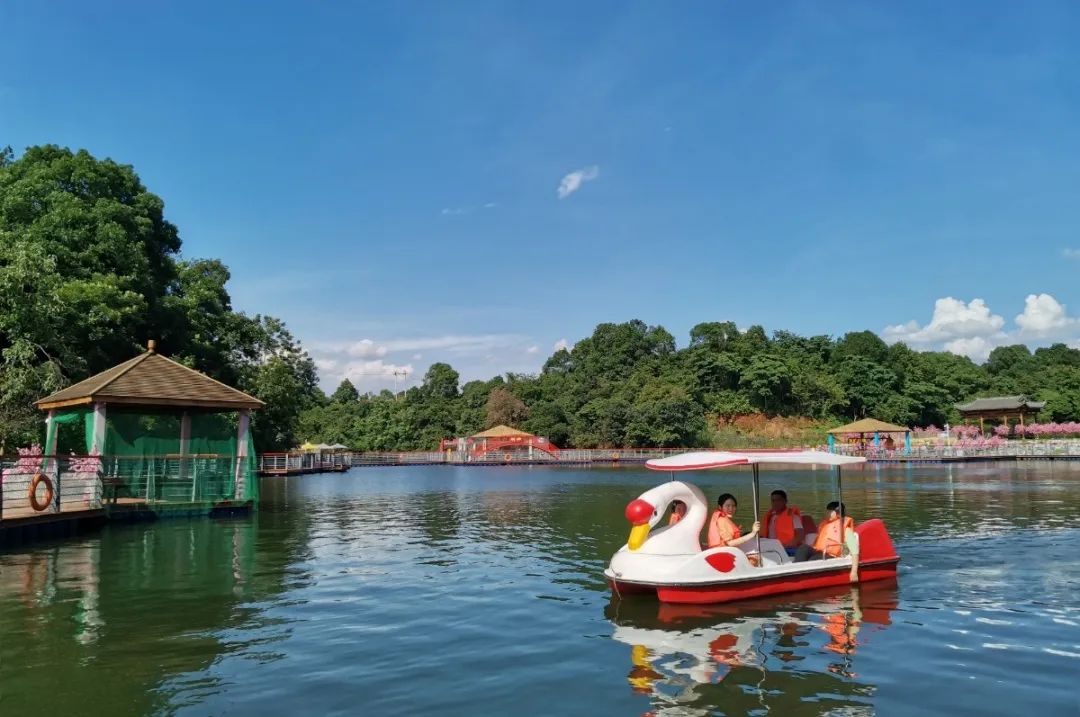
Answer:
[
  {"left": 484, "top": 387, "right": 529, "bottom": 428},
  {"left": 421, "top": 363, "right": 460, "bottom": 399},
  {"left": 740, "top": 355, "right": 792, "bottom": 413},
  {"left": 985, "top": 345, "right": 1034, "bottom": 377},
  {"left": 625, "top": 382, "right": 705, "bottom": 447},
  {"left": 833, "top": 331, "right": 890, "bottom": 366},
  {"left": 330, "top": 379, "right": 359, "bottom": 404},
  {"left": 835, "top": 357, "right": 897, "bottom": 418}
]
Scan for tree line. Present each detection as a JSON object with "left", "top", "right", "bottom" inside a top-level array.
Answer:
[{"left": 300, "top": 320, "right": 1080, "bottom": 450}]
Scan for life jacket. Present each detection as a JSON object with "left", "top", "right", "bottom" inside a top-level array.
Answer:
[
  {"left": 764, "top": 506, "right": 802, "bottom": 547},
  {"left": 813, "top": 516, "right": 856, "bottom": 557},
  {"left": 707, "top": 511, "right": 741, "bottom": 548}
]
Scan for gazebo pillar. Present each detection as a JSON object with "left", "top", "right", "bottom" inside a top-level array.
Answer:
[
  {"left": 179, "top": 412, "right": 191, "bottom": 455},
  {"left": 44, "top": 409, "right": 58, "bottom": 456},
  {"left": 234, "top": 409, "right": 251, "bottom": 500},
  {"left": 90, "top": 403, "right": 107, "bottom": 454}
]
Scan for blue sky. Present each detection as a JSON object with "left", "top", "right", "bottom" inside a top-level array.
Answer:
[{"left": 3, "top": 1, "right": 1080, "bottom": 390}]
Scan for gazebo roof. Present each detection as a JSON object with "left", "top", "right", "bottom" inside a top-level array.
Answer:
[
  {"left": 956, "top": 395, "right": 1046, "bottom": 413},
  {"left": 471, "top": 425, "right": 533, "bottom": 439},
  {"left": 827, "top": 418, "right": 910, "bottom": 435},
  {"left": 35, "top": 343, "right": 264, "bottom": 411}
]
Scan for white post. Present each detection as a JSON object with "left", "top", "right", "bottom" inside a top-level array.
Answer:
[
  {"left": 89, "top": 403, "right": 107, "bottom": 508},
  {"left": 45, "top": 410, "right": 60, "bottom": 511},
  {"left": 179, "top": 412, "right": 191, "bottom": 456},
  {"left": 44, "top": 409, "right": 58, "bottom": 455},
  {"left": 234, "top": 410, "right": 251, "bottom": 501},
  {"left": 179, "top": 411, "right": 192, "bottom": 490},
  {"left": 89, "top": 403, "right": 106, "bottom": 452}
]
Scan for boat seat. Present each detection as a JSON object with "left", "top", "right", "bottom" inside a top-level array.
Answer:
[{"left": 740, "top": 538, "right": 790, "bottom": 566}]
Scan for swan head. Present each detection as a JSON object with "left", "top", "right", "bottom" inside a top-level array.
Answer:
[{"left": 622, "top": 481, "right": 708, "bottom": 552}]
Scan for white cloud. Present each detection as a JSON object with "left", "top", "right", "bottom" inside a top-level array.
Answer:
[
  {"left": 881, "top": 293, "right": 1080, "bottom": 362},
  {"left": 557, "top": 165, "right": 599, "bottom": 199},
  {"left": 1015, "top": 293, "right": 1078, "bottom": 337},
  {"left": 315, "top": 334, "right": 527, "bottom": 357},
  {"left": 526, "top": 345, "right": 539, "bottom": 354},
  {"left": 380, "top": 334, "right": 527, "bottom": 353},
  {"left": 553, "top": 338, "right": 571, "bottom": 352},
  {"left": 1062, "top": 248, "right": 1080, "bottom": 259},
  {"left": 942, "top": 337, "right": 997, "bottom": 363},
  {"left": 882, "top": 297, "right": 1005, "bottom": 345},
  {"left": 441, "top": 203, "right": 497, "bottom": 216},
  {"left": 341, "top": 360, "right": 413, "bottom": 382},
  {"left": 345, "top": 339, "right": 388, "bottom": 358},
  {"left": 308, "top": 332, "right": 539, "bottom": 391}
]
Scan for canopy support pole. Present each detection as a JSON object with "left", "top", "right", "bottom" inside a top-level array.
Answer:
[
  {"left": 752, "top": 463, "right": 761, "bottom": 566},
  {"left": 837, "top": 466, "right": 846, "bottom": 553}
]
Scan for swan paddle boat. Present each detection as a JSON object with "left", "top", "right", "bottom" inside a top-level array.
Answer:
[{"left": 604, "top": 450, "right": 900, "bottom": 604}]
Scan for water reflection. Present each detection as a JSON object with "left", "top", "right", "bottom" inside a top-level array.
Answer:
[{"left": 606, "top": 582, "right": 899, "bottom": 715}]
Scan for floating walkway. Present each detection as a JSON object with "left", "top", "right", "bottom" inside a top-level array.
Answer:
[
  {"left": 1, "top": 455, "right": 255, "bottom": 548},
  {"left": 257, "top": 445, "right": 1080, "bottom": 476}
]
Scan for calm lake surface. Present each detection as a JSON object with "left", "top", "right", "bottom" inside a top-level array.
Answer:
[{"left": 2, "top": 463, "right": 1079, "bottom": 716}]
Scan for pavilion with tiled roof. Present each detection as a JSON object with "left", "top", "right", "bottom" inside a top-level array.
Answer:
[
  {"left": 955, "top": 395, "right": 1045, "bottom": 433},
  {"left": 34, "top": 341, "right": 263, "bottom": 507}
]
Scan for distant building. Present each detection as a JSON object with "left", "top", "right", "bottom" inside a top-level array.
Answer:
[
  {"left": 955, "top": 395, "right": 1045, "bottom": 432},
  {"left": 440, "top": 425, "right": 560, "bottom": 461}
]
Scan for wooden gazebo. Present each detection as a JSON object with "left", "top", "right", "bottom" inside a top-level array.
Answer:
[
  {"left": 34, "top": 340, "right": 264, "bottom": 510},
  {"left": 826, "top": 418, "right": 911, "bottom": 454},
  {"left": 955, "top": 395, "right": 1045, "bottom": 434}
]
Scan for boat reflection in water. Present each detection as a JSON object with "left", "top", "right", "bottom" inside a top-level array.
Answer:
[{"left": 606, "top": 581, "right": 899, "bottom": 715}]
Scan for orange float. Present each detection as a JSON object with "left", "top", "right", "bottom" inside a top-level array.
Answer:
[{"left": 28, "top": 473, "right": 54, "bottom": 512}]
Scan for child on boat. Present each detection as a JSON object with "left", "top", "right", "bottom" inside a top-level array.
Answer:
[{"left": 794, "top": 501, "right": 855, "bottom": 562}]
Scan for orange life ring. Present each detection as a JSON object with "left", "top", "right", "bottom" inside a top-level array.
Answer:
[
  {"left": 611, "top": 452, "right": 620, "bottom": 461},
  {"left": 28, "top": 473, "right": 54, "bottom": 512},
  {"left": 503, "top": 453, "right": 512, "bottom": 462}
]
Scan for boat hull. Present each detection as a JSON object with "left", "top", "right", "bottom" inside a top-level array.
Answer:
[{"left": 610, "top": 557, "right": 899, "bottom": 604}]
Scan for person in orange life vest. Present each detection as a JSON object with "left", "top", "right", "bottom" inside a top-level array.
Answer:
[
  {"left": 668, "top": 500, "right": 687, "bottom": 526},
  {"left": 763, "top": 489, "right": 804, "bottom": 555},
  {"left": 793, "top": 501, "right": 855, "bottom": 562},
  {"left": 707, "top": 493, "right": 760, "bottom": 551}
]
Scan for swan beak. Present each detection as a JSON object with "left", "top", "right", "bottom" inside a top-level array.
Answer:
[{"left": 627, "top": 523, "right": 651, "bottom": 551}]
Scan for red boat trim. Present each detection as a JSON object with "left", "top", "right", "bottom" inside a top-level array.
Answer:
[{"left": 606, "top": 556, "right": 900, "bottom": 589}]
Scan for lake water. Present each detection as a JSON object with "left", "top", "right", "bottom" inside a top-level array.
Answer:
[{"left": 1, "top": 463, "right": 1079, "bottom": 716}]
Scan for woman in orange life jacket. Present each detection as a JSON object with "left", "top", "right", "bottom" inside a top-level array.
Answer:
[
  {"left": 793, "top": 501, "right": 855, "bottom": 563},
  {"left": 667, "top": 500, "right": 687, "bottom": 525},
  {"left": 763, "top": 489, "right": 804, "bottom": 556},
  {"left": 707, "top": 494, "right": 761, "bottom": 560}
]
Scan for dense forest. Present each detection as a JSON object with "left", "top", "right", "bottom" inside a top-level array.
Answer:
[
  {"left": 4, "top": 145, "right": 1079, "bottom": 455},
  {"left": 299, "top": 320, "right": 1080, "bottom": 450},
  {"left": 0, "top": 145, "right": 322, "bottom": 452}
]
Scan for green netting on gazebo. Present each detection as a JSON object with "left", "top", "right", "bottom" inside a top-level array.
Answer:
[{"left": 45, "top": 408, "right": 258, "bottom": 503}]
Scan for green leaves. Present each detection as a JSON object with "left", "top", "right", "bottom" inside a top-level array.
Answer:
[{"left": 0, "top": 145, "right": 317, "bottom": 450}]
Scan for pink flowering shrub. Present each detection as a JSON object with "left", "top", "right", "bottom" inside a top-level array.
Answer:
[
  {"left": 12, "top": 444, "right": 44, "bottom": 473},
  {"left": 68, "top": 452, "right": 102, "bottom": 474}
]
